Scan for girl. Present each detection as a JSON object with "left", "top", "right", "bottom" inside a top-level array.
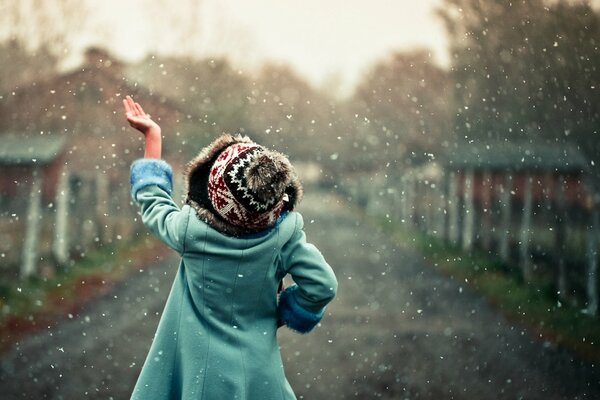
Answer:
[{"left": 123, "top": 95, "right": 337, "bottom": 399}]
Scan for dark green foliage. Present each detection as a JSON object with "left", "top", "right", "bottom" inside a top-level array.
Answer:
[{"left": 439, "top": 0, "right": 600, "bottom": 177}]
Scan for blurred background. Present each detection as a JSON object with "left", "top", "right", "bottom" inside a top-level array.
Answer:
[{"left": 1, "top": 0, "right": 600, "bottom": 399}]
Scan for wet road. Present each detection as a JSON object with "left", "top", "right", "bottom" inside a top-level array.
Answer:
[{"left": 1, "top": 189, "right": 599, "bottom": 399}]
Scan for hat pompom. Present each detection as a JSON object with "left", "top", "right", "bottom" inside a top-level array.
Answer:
[{"left": 245, "top": 151, "right": 292, "bottom": 203}]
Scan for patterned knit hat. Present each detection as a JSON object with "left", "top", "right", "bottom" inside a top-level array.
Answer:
[
  {"left": 185, "top": 134, "right": 303, "bottom": 236},
  {"left": 208, "top": 142, "right": 291, "bottom": 230}
]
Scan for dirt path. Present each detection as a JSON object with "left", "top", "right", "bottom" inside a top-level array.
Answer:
[
  {"left": 1, "top": 189, "right": 599, "bottom": 399},
  {"left": 282, "top": 191, "right": 600, "bottom": 400},
  {"left": 0, "top": 253, "right": 177, "bottom": 399}
]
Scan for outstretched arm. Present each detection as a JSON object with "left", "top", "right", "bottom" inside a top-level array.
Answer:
[{"left": 123, "top": 95, "right": 162, "bottom": 159}]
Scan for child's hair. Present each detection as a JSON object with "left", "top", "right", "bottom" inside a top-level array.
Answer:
[{"left": 185, "top": 134, "right": 303, "bottom": 236}]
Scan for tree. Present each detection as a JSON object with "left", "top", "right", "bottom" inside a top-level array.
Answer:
[
  {"left": 125, "top": 55, "right": 254, "bottom": 158},
  {"left": 0, "top": 40, "right": 57, "bottom": 93},
  {"left": 438, "top": 0, "right": 600, "bottom": 166},
  {"left": 247, "top": 64, "right": 340, "bottom": 161},
  {"left": 0, "top": 0, "right": 86, "bottom": 62},
  {"left": 349, "top": 50, "right": 452, "bottom": 169}
]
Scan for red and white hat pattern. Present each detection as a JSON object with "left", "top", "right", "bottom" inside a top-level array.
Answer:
[{"left": 208, "top": 142, "right": 285, "bottom": 231}]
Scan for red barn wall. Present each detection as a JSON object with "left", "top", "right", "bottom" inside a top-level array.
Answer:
[
  {"left": 454, "top": 169, "right": 587, "bottom": 208},
  {"left": 0, "top": 153, "right": 66, "bottom": 203}
]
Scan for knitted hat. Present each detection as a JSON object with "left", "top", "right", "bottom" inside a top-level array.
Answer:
[{"left": 185, "top": 134, "right": 303, "bottom": 236}]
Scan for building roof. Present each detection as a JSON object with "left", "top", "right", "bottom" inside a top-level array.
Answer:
[
  {"left": 444, "top": 142, "right": 589, "bottom": 173},
  {"left": 0, "top": 135, "right": 66, "bottom": 166}
]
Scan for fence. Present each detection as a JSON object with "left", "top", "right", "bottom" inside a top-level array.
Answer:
[
  {"left": 341, "top": 165, "right": 600, "bottom": 317},
  {"left": 1, "top": 169, "right": 151, "bottom": 280}
]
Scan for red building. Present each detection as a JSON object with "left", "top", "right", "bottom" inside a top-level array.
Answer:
[
  {"left": 0, "top": 135, "right": 66, "bottom": 277},
  {"left": 445, "top": 142, "right": 589, "bottom": 209},
  {"left": 442, "top": 141, "right": 591, "bottom": 290},
  {"left": 0, "top": 135, "right": 66, "bottom": 202}
]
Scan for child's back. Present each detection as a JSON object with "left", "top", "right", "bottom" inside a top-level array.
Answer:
[{"left": 124, "top": 97, "right": 337, "bottom": 399}]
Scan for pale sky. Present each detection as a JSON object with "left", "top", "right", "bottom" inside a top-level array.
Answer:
[
  {"left": 73, "top": 0, "right": 448, "bottom": 93},
  {"left": 224, "top": 0, "right": 448, "bottom": 89},
  {"left": 7, "top": 0, "right": 600, "bottom": 93}
]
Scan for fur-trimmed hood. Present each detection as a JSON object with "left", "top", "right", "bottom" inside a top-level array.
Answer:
[{"left": 185, "top": 133, "right": 303, "bottom": 236}]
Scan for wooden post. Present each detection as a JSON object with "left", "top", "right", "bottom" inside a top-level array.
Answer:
[
  {"left": 435, "top": 180, "right": 446, "bottom": 239},
  {"left": 80, "top": 177, "right": 96, "bottom": 251},
  {"left": 429, "top": 179, "right": 443, "bottom": 238},
  {"left": 21, "top": 168, "right": 43, "bottom": 278},
  {"left": 425, "top": 182, "right": 435, "bottom": 235},
  {"left": 441, "top": 172, "right": 450, "bottom": 241},
  {"left": 125, "top": 180, "right": 138, "bottom": 238},
  {"left": 447, "top": 170, "right": 460, "bottom": 246},
  {"left": 520, "top": 173, "right": 534, "bottom": 281},
  {"left": 481, "top": 170, "right": 493, "bottom": 251},
  {"left": 390, "top": 187, "right": 400, "bottom": 223},
  {"left": 96, "top": 172, "right": 110, "bottom": 243},
  {"left": 365, "top": 176, "right": 375, "bottom": 215},
  {"left": 586, "top": 197, "right": 599, "bottom": 316},
  {"left": 555, "top": 174, "right": 568, "bottom": 299},
  {"left": 412, "top": 178, "right": 420, "bottom": 228},
  {"left": 399, "top": 177, "right": 407, "bottom": 223},
  {"left": 462, "top": 169, "right": 475, "bottom": 252},
  {"left": 418, "top": 180, "right": 427, "bottom": 231},
  {"left": 53, "top": 168, "right": 70, "bottom": 265},
  {"left": 404, "top": 175, "right": 415, "bottom": 226},
  {"left": 543, "top": 172, "right": 554, "bottom": 223},
  {"left": 410, "top": 178, "right": 418, "bottom": 227},
  {"left": 499, "top": 174, "right": 513, "bottom": 262}
]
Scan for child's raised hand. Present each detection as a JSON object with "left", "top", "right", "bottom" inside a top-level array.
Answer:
[
  {"left": 123, "top": 95, "right": 162, "bottom": 158},
  {"left": 123, "top": 95, "right": 161, "bottom": 136}
]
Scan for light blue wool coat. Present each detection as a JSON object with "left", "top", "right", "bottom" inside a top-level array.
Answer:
[{"left": 129, "top": 159, "right": 338, "bottom": 400}]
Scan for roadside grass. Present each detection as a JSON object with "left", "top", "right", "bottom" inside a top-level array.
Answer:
[
  {"left": 374, "top": 215, "right": 600, "bottom": 362},
  {"left": 0, "top": 235, "right": 166, "bottom": 352}
]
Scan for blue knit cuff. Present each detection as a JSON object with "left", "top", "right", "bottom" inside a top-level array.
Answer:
[
  {"left": 130, "top": 159, "right": 173, "bottom": 198},
  {"left": 277, "top": 285, "right": 325, "bottom": 334}
]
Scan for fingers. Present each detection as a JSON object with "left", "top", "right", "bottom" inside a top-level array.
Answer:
[
  {"left": 123, "top": 95, "right": 146, "bottom": 117},
  {"left": 134, "top": 101, "right": 146, "bottom": 116},
  {"left": 123, "top": 95, "right": 137, "bottom": 116},
  {"left": 123, "top": 96, "right": 132, "bottom": 115}
]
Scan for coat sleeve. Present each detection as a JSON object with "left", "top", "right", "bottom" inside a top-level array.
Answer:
[
  {"left": 277, "top": 213, "right": 338, "bottom": 333},
  {"left": 130, "top": 159, "right": 190, "bottom": 254}
]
